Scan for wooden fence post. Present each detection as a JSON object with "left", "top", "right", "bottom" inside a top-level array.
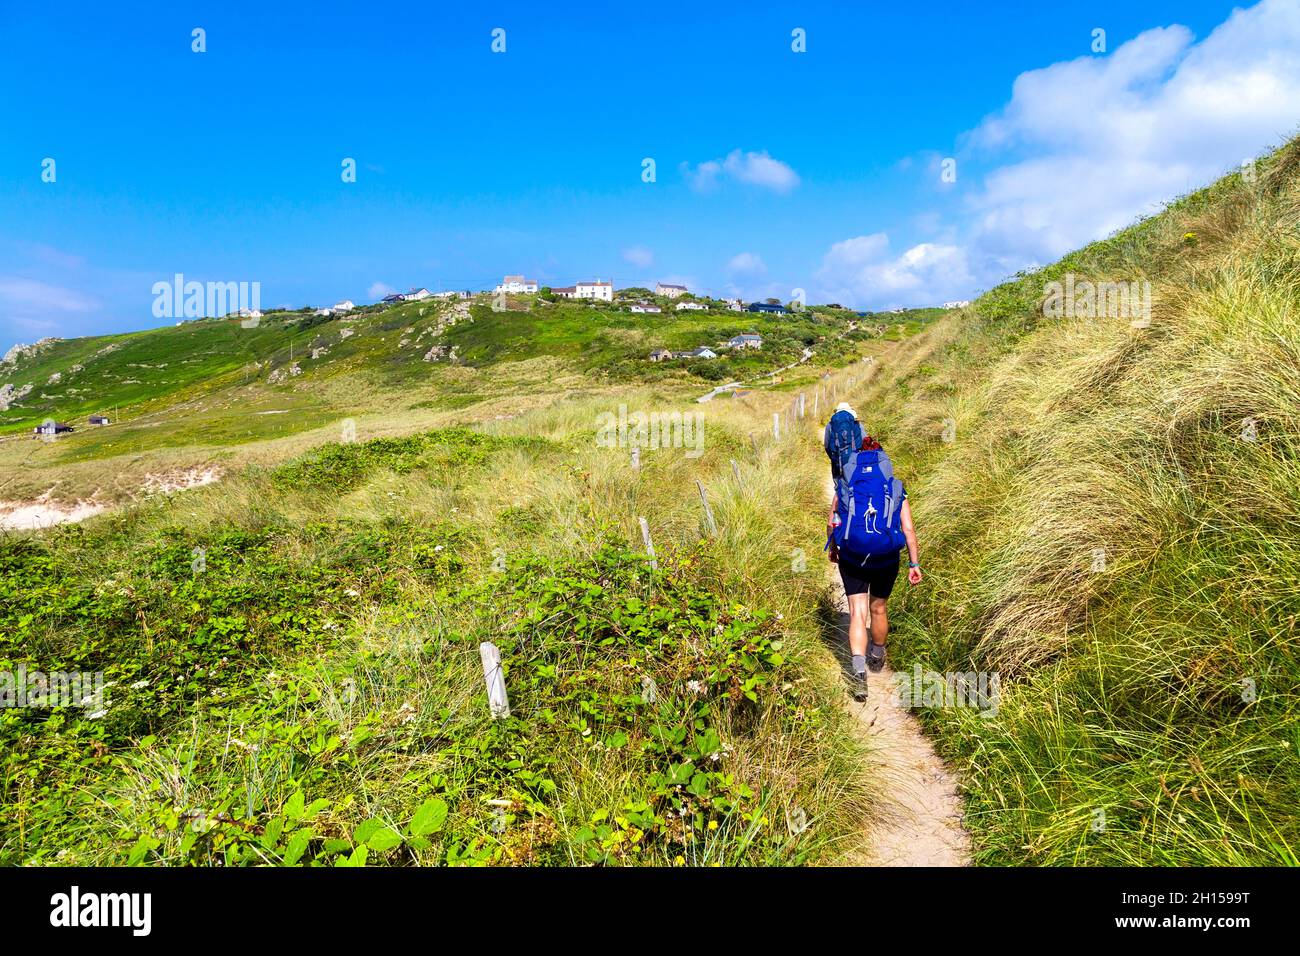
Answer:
[
  {"left": 638, "top": 516, "right": 658, "bottom": 570},
  {"left": 631, "top": 446, "right": 640, "bottom": 472},
  {"left": 696, "top": 480, "right": 717, "bottom": 536},
  {"left": 730, "top": 458, "right": 742, "bottom": 489},
  {"left": 773, "top": 413, "right": 781, "bottom": 441},
  {"left": 479, "top": 642, "right": 510, "bottom": 718}
]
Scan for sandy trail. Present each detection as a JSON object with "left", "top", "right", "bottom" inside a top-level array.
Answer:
[
  {"left": 0, "top": 497, "right": 106, "bottom": 531},
  {"left": 0, "top": 466, "right": 222, "bottom": 532},
  {"left": 825, "top": 481, "right": 972, "bottom": 866}
]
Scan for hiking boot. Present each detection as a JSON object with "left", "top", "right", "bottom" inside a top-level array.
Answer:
[
  {"left": 852, "top": 670, "right": 868, "bottom": 702},
  {"left": 867, "top": 643, "right": 886, "bottom": 673}
]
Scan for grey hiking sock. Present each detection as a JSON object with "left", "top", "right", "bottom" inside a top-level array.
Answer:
[{"left": 851, "top": 654, "right": 867, "bottom": 676}]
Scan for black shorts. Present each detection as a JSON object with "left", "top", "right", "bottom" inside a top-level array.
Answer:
[{"left": 838, "top": 552, "right": 900, "bottom": 599}]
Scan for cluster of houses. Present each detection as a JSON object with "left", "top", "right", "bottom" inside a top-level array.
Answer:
[
  {"left": 629, "top": 300, "right": 708, "bottom": 314},
  {"left": 383, "top": 288, "right": 432, "bottom": 304},
  {"left": 367, "top": 275, "right": 795, "bottom": 317},
  {"left": 314, "top": 299, "right": 356, "bottom": 317},
  {"left": 380, "top": 288, "right": 473, "bottom": 305},
  {"left": 649, "top": 332, "right": 763, "bottom": 363},
  {"left": 491, "top": 276, "right": 616, "bottom": 301},
  {"left": 33, "top": 414, "right": 110, "bottom": 437}
]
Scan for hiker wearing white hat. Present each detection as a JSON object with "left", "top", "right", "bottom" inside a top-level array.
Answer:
[{"left": 823, "top": 406, "right": 922, "bottom": 701}]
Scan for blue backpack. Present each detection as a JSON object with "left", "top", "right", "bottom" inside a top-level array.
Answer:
[
  {"left": 823, "top": 410, "right": 863, "bottom": 505},
  {"left": 828, "top": 445, "right": 907, "bottom": 559}
]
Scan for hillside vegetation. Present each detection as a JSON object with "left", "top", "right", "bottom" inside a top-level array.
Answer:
[
  {"left": 859, "top": 138, "right": 1300, "bottom": 864},
  {"left": 0, "top": 297, "right": 920, "bottom": 506},
  {"left": 1, "top": 304, "right": 894, "bottom": 864},
  {"left": 5, "top": 137, "right": 1294, "bottom": 868}
]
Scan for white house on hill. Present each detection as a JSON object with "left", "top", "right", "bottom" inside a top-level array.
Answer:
[
  {"left": 676, "top": 301, "right": 706, "bottom": 311},
  {"left": 552, "top": 280, "right": 612, "bottom": 302},
  {"left": 630, "top": 302, "right": 662, "bottom": 313},
  {"left": 333, "top": 300, "right": 355, "bottom": 312},
  {"left": 656, "top": 282, "right": 687, "bottom": 299},
  {"left": 495, "top": 275, "right": 539, "bottom": 294},
  {"left": 575, "top": 280, "right": 613, "bottom": 302}
]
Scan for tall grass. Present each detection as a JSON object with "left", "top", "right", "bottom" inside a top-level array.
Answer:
[
  {"left": 1, "top": 359, "right": 882, "bottom": 866},
  {"left": 843, "top": 139, "right": 1300, "bottom": 865}
]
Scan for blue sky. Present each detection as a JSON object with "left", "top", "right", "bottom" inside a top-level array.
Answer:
[{"left": 3, "top": 0, "right": 1299, "bottom": 350}]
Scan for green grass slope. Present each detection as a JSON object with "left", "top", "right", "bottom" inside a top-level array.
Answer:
[
  {"left": 0, "top": 295, "right": 902, "bottom": 505},
  {"left": 857, "top": 138, "right": 1300, "bottom": 864},
  {"left": 0, "top": 366, "right": 882, "bottom": 866}
]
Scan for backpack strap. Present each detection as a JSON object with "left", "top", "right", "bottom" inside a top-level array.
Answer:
[
  {"left": 885, "top": 477, "right": 904, "bottom": 527},
  {"left": 877, "top": 449, "right": 895, "bottom": 483}
]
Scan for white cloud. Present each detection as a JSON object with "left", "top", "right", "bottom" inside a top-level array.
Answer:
[
  {"left": 814, "top": 235, "right": 973, "bottom": 309},
  {"left": 21, "top": 243, "right": 86, "bottom": 271},
  {"left": 681, "top": 150, "right": 800, "bottom": 193},
  {"left": 0, "top": 277, "right": 99, "bottom": 314},
  {"left": 368, "top": 281, "right": 396, "bottom": 299},
  {"left": 963, "top": 0, "right": 1300, "bottom": 272},
  {"left": 622, "top": 246, "right": 654, "bottom": 268},
  {"left": 0, "top": 276, "right": 102, "bottom": 346},
  {"left": 726, "top": 252, "right": 767, "bottom": 276},
  {"left": 847, "top": 0, "right": 1300, "bottom": 307}
]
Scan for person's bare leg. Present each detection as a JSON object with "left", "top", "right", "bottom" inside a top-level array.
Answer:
[
  {"left": 847, "top": 593, "right": 870, "bottom": 658},
  {"left": 869, "top": 595, "right": 889, "bottom": 646}
]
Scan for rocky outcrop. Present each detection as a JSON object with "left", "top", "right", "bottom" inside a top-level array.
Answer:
[
  {"left": 0, "top": 382, "right": 34, "bottom": 410},
  {"left": 2, "top": 337, "right": 62, "bottom": 367}
]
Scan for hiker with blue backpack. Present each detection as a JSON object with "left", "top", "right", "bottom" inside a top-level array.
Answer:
[{"left": 824, "top": 403, "right": 922, "bottom": 701}]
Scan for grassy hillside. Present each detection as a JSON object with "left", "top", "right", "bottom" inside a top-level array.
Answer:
[
  {"left": 0, "top": 297, "right": 897, "bottom": 505},
  {"left": 0, "top": 309, "right": 895, "bottom": 864},
  {"left": 854, "top": 138, "right": 1300, "bottom": 864}
]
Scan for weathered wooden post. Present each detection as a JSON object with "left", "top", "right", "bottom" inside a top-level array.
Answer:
[
  {"left": 799, "top": 393, "right": 806, "bottom": 419},
  {"left": 696, "top": 480, "right": 717, "bottom": 536},
  {"left": 631, "top": 446, "right": 640, "bottom": 472},
  {"left": 730, "top": 458, "right": 742, "bottom": 488},
  {"left": 813, "top": 389, "right": 820, "bottom": 418},
  {"left": 638, "top": 516, "right": 657, "bottom": 570},
  {"left": 773, "top": 413, "right": 781, "bottom": 441},
  {"left": 479, "top": 642, "right": 510, "bottom": 718}
]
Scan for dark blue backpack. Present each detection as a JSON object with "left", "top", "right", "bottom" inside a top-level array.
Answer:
[
  {"left": 829, "top": 447, "right": 906, "bottom": 559},
  {"left": 824, "top": 410, "right": 863, "bottom": 505}
]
